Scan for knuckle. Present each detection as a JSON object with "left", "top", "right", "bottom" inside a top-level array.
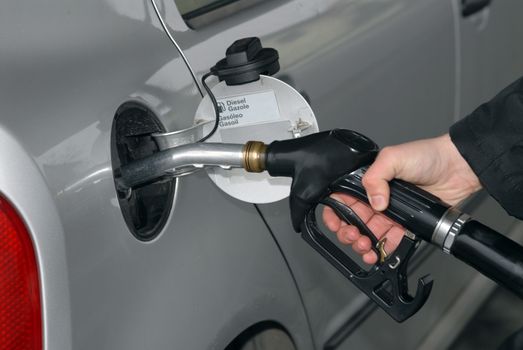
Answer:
[
  {"left": 379, "top": 146, "right": 395, "bottom": 159},
  {"left": 361, "top": 174, "right": 375, "bottom": 188}
]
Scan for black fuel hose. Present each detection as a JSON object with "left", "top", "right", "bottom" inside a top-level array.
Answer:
[{"left": 452, "top": 221, "right": 523, "bottom": 297}]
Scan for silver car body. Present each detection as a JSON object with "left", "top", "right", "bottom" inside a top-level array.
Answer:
[{"left": 1, "top": 0, "right": 523, "bottom": 349}]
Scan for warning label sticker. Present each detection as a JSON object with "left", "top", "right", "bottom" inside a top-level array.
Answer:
[{"left": 217, "top": 91, "right": 280, "bottom": 129}]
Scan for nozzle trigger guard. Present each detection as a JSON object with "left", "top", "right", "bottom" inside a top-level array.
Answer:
[{"left": 301, "top": 197, "right": 433, "bottom": 322}]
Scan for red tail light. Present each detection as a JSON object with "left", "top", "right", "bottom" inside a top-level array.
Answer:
[{"left": 0, "top": 197, "right": 42, "bottom": 350}]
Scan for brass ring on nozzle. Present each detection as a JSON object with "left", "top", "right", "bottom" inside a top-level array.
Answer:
[{"left": 243, "top": 141, "right": 267, "bottom": 173}]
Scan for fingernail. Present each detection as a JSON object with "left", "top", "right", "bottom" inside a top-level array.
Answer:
[{"left": 370, "top": 195, "right": 386, "bottom": 211}]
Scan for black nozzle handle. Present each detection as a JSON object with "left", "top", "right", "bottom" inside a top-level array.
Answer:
[
  {"left": 331, "top": 170, "right": 450, "bottom": 243},
  {"left": 266, "top": 129, "right": 379, "bottom": 231},
  {"left": 451, "top": 220, "right": 523, "bottom": 297},
  {"left": 334, "top": 171, "right": 523, "bottom": 297}
]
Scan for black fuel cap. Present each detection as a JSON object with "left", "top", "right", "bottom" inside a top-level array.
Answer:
[{"left": 211, "top": 37, "right": 279, "bottom": 85}]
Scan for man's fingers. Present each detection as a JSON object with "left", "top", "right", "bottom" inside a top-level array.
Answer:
[
  {"left": 322, "top": 206, "right": 341, "bottom": 232},
  {"left": 362, "top": 147, "right": 402, "bottom": 211},
  {"left": 337, "top": 225, "right": 360, "bottom": 244},
  {"left": 383, "top": 226, "right": 405, "bottom": 253},
  {"left": 354, "top": 227, "right": 404, "bottom": 265},
  {"left": 363, "top": 251, "right": 378, "bottom": 265},
  {"left": 334, "top": 220, "right": 405, "bottom": 264},
  {"left": 365, "top": 214, "right": 396, "bottom": 240},
  {"left": 345, "top": 201, "right": 375, "bottom": 223},
  {"left": 323, "top": 191, "right": 406, "bottom": 264},
  {"left": 352, "top": 236, "right": 372, "bottom": 254},
  {"left": 322, "top": 193, "right": 372, "bottom": 232}
]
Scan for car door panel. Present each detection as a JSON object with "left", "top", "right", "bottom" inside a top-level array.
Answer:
[{"left": 0, "top": 1, "right": 312, "bottom": 348}]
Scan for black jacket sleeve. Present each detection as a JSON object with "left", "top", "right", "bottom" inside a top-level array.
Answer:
[{"left": 450, "top": 77, "right": 523, "bottom": 220}]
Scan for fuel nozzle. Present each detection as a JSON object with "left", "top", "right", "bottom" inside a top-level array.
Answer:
[
  {"left": 117, "top": 129, "right": 377, "bottom": 230},
  {"left": 116, "top": 128, "right": 523, "bottom": 323}
]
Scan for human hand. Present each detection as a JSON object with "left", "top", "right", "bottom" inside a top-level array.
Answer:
[
  {"left": 323, "top": 133, "right": 482, "bottom": 264},
  {"left": 322, "top": 192, "right": 406, "bottom": 264}
]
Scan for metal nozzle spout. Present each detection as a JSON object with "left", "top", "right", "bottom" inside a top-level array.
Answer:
[
  {"left": 116, "top": 141, "right": 270, "bottom": 191},
  {"left": 116, "top": 143, "right": 245, "bottom": 190}
]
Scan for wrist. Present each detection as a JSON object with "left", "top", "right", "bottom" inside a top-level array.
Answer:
[{"left": 439, "top": 133, "right": 482, "bottom": 196}]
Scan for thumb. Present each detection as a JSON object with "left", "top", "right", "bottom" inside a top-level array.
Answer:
[{"left": 362, "top": 147, "right": 402, "bottom": 211}]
